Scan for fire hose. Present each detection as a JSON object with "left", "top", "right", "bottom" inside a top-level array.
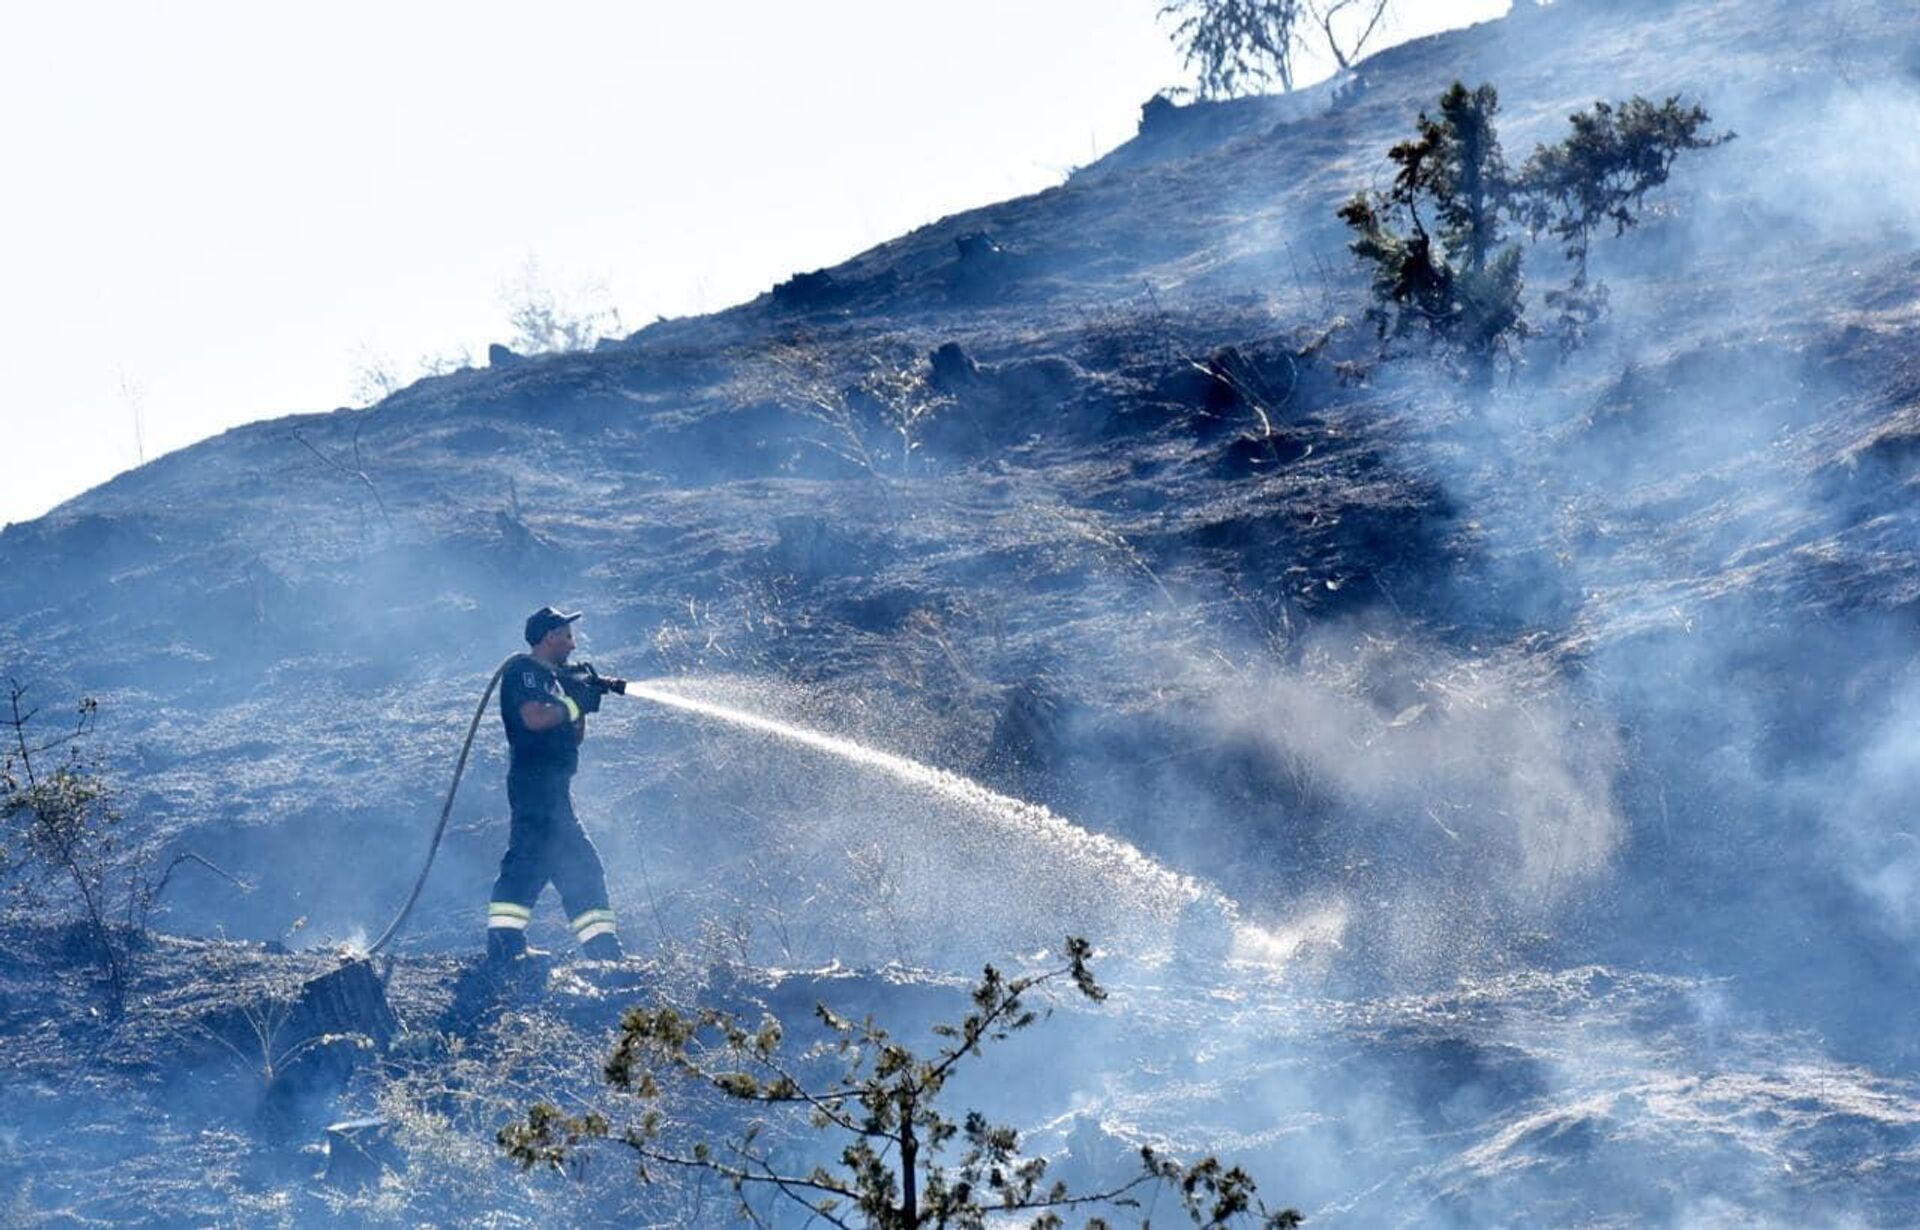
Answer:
[{"left": 367, "top": 656, "right": 623, "bottom": 955}]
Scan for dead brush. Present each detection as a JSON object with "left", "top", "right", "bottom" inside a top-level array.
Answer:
[
  {"left": 339, "top": 1011, "right": 669, "bottom": 1225},
  {"left": 733, "top": 337, "right": 951, "bottom": 485},
  {"left": 199, "top": 990, "right": 373, "bottom": 1117},
  {"left": 185, "top": 946, "right": 376, "bottom": 1128}
]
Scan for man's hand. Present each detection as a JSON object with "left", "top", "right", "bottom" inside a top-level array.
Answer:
[
  {"left": 570, "top": 663, "right": 627, "bottom": 697},
  {"left": 560, "top": 671, "right": 603, "bottom": 716}
]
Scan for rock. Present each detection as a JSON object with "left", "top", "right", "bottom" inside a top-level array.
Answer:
[
  {"left": 949, "top": 232, "right": 1018, "bottom": 300},
  {"left": 954, "top": 232, "right": 1003, "bottom": 264},
  {"left": 487, "top": 343, "right": 522, "bottom": 368},
  {"left": 772, "top": 269, "right": 842, "bottom": 309},
  {"left": 1138, "top": 92, "right": 1178, "bottom": 138},
  {"left": 295, "top": 958, "right": 398, "bottom": 1050},
  {"left": 771, "top": 266, "right": 899, "bottom": 310},
  {"left": 928, "top": 342, "right": 981, "bottom": 394}
]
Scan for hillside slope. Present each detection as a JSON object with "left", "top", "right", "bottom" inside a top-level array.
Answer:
[{"left": 4, "top": 0, "right": 1920, "bottom": 1223}]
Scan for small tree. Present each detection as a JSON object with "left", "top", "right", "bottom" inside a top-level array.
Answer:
[
  {"left": 1339, "top": 81, "right": 1727, "bottom": 370},
  {"left": 1160, "top": 1, "right": 1393, "bottom": 98},
  {"left": 348, "top": 342, "right": 475, "bottom": 407},
  {"left": 753, "top": 341, "right": 952, "bottom": 482},
  {"left": 503, "top": 260, "right": 626, "bottom": 356},
  {"left": 1, "top": 680, "right": 240, "bottom": 1014},
  {"left": 853, "top": 354, "right": 952, "bottom": 478},
  {"left": 1513, "top": 96, "right": 1731, "bottom": 347},
  {"left": 1161, "top": 0, "right": 1303, "bottom": 98},
  {"left": 1, "top": 683, "right": 129, "bottom": 1006},
  {"left": 1305, "top": 0, "right": 1391, "bottom": 73},
  {"left": 1338, "top": 82, "right": 1525, "bottom": 377},
  {"left": 503, "top": 937, "right": 1303, "bottom": 1229}
]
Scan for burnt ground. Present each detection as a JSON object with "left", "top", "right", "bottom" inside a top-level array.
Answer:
[
  {"left": 5, "top": 0, "right": 1920, "bottom": 1223},
  {"left": 0, "top": 922, "right": 989, "bottom": 1228}
]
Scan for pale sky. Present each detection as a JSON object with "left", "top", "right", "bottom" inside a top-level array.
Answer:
[{"left": 0, "top": 1, "right": 1507, "bottom": 527}]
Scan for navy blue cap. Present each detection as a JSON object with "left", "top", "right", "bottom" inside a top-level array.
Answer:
[{"left": 524, "top": 606, "right": 581, "bottom": 646}]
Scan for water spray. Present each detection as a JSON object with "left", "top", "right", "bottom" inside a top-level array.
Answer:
[{"left": 369, "top": 668, "right": 1341, "bottom": 965}]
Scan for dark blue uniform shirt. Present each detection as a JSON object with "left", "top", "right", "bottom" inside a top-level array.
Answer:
[{"left": 500, "top": 654, "right": 581, "bottom": 776}]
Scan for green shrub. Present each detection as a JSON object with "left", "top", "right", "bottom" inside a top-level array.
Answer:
[
  {"left": 1338, "top": 82, "right": 1525, "bottom": 379},
  {"left": 1, "top": 684, "right": 130, "bottom": 1007},
  {"left": 2, "top": 680, "right": 241, "bottom": 1015},
  {"left": 503, "top": 938, "right": 1303, "bottom": 1228},
  {"left": 1340, "top": 81, "right": 1729, "bottom": 373},
  {"left": 1514, "top": 95, "right": 1731, "bottom": 347}
]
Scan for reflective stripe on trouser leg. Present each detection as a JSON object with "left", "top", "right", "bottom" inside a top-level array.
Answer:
[
  {"left": 488, "top": 901, "right": 533, "bottom": 931},
  {"left": 571, "top": 907, "right": 617, "bottom": 943}
]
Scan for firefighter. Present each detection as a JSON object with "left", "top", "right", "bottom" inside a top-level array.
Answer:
[{"left": 486, "top": 606, "right": 626, "bottom": 962}]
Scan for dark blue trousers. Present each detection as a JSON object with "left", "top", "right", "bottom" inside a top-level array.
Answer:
[{"left": 487, "top": 769, "right": 616, "bottom": 947}]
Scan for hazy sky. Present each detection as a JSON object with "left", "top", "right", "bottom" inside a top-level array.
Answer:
[{"left": 0, "top": 1, "right": 1507, "bottom": 527}]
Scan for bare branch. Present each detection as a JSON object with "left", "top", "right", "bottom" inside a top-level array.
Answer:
[
  {"left": 1312, "top": 0, "right": 1391, "bottom": 70},
  {"left": 609, "top": 1135, "right": 861, "bottom": 1230},
  {"left": 148, "top": 851, "right": 253, "bottom": 900},
  {"left": 995, "top": 1168, "right": 1161, "bottom": 1214},
  {"left": 291, "top": 428, "right": 393, "bottom": 528}
]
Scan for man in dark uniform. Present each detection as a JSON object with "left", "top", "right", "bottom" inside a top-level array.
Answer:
[{"left": 487, "top": 606, "right": 627, "bottom": 962}]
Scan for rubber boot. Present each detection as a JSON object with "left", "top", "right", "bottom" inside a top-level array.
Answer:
[
  {"left": 582, "top": 933, "right": 624, "bottom": 961},
  {"left": 487, "top": 929, "right": 547, "bottom": 963}
]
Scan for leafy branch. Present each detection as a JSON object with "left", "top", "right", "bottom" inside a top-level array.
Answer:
[
  {"left": 1512, "top": 94, "right": 1732, "bottom": 347},
  {"left": 2, "top": 680, "right": 241, "bottom": 1015},
  {"left": 2, "top": 679, "right": 126, "bottom": 1004},
  {"left": 503, "top": 937, "right": 1301, "bottom": 1228},
  {"left": 1338, "top": 80, "right": 1729, "bottom": 371}
]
